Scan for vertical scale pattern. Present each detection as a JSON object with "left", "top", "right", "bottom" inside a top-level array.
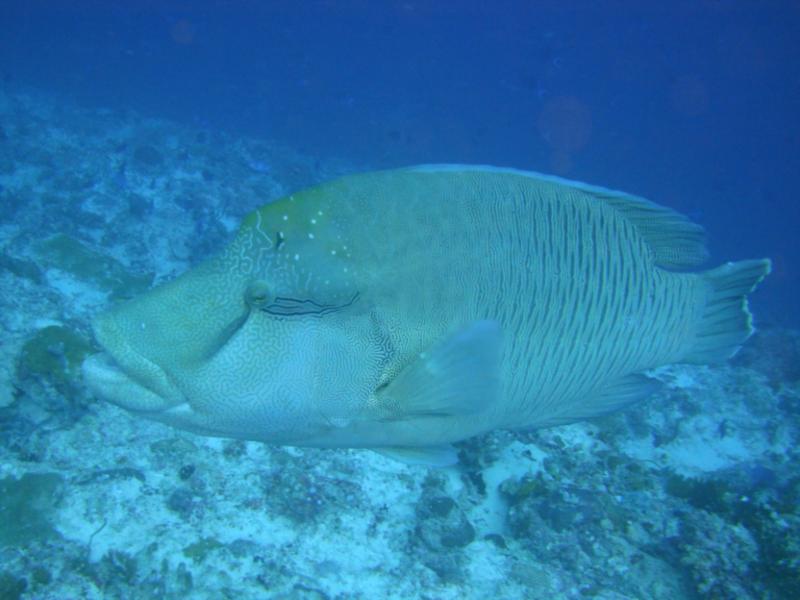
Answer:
[{"left": 381, "top": 168, "right": 704, "bottom": 429}]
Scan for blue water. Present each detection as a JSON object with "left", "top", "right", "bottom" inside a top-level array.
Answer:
[
  {"left": 1, "top": 3, "right": 799, "bottom": 599},
  {"left": 1, "top": 1, "right": 797, "bottom": 326}
]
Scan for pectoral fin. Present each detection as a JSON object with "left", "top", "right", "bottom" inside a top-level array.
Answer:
[{"left": 373, "top": 320, "right": 502, "bottom": 421}]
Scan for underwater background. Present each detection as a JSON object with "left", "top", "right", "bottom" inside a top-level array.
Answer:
[{"left": 0, "top": 1, "right": 798, "bottom": 599}]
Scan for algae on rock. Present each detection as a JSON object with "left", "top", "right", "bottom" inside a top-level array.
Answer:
[
  {"left": 16, "top": 325, "right": 95, "bottom": 391},
  {"left": 0, "top": 252, "right": 43, "bottom": 284},
  {"left": 0, "top": 472, "right": 63, "bottom": 548},
  {"left": 35, "top": 234, "right": 153, "bottom": 299}
]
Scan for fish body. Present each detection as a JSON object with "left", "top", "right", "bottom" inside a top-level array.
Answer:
[{"left": 83, "top": 165, "right": 770, "bottom": 464}]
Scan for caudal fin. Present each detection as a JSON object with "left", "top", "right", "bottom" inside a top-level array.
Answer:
[{"left": 684, "top": 259, "right": 771, "bottom": 364}]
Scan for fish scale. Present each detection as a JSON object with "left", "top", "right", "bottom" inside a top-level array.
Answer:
[{"left": 83, "top": 164, "right": 770, "bottom": 465}]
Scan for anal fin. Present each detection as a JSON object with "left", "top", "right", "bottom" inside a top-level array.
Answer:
[{"left": 532, "top": 373, "right": 662, "bottom": 428}]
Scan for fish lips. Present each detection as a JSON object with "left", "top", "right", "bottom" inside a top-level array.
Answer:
[{"left": 82, "top": 315, "right": 185, "bottom": 414}]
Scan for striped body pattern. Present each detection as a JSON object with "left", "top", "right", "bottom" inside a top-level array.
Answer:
[{"left": 83, "top": 165, "right": 770, "bottom": 464}]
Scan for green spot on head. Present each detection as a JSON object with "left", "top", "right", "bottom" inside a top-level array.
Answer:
[{"left": 242, "top": 185, "right": 335, "bottom": 243}]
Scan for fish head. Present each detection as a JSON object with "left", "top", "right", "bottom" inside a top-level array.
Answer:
[{"left": 83, "top": 198, "right": 379, "bottom": 444}]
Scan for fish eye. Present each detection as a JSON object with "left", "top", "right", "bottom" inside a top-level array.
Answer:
[{"left": 245, "top": 279, "right": 272, "bottom": 308}]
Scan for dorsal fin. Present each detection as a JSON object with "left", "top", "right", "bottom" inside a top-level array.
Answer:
[
  {"left": 585, "top": 187, "right": 709, "bottom": 270},
  {"left": 407, "top": 164, "right": 709, "bottom": 271}
]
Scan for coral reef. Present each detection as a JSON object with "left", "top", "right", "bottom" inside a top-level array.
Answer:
[{"left": 0, "top": 86, "right": 796, "bottom": 600}]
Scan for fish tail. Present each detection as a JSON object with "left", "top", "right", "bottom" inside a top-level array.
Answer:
[{"left": 684, "top": 258, "right": 772, "bottom": 363}]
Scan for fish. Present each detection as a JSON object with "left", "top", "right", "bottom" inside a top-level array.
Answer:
[{"left": 82, "top": 165, "right": 770, "bottom": 466}]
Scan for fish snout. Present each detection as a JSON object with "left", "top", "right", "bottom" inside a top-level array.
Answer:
[{"left": 84, "top": 313, "right": 185, "bottom": 412}]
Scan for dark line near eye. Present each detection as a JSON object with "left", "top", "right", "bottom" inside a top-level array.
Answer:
[
  {"left": 272, "top": 296, "right": 327, "bottom": 308},
  {"left": 260, "top": 292, "right": 360, "bottom": 317}
]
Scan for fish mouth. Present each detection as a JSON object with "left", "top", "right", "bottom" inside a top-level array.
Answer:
[{"left": 82, "top": 315, "right": 185, "bottom": 413}]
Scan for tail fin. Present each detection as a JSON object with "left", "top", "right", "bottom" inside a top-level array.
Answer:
[{"left": 684, "top": 259, "right": 771, "bottom": 364}]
